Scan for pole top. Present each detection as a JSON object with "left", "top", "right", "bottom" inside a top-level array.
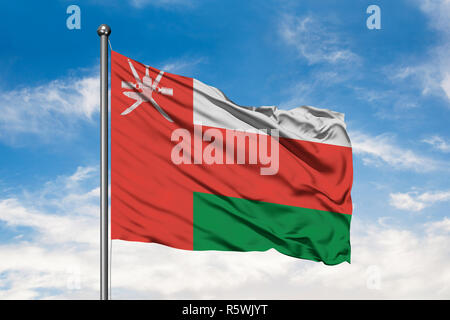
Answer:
[{"left": 97, "top": 24, "right": 111, "bottom": 37}]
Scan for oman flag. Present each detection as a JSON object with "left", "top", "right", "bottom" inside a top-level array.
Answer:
[{"left": 111, "top": 51, "right": 353, "bottom": 265}]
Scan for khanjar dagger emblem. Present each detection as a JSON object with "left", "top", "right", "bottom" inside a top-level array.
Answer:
[{"left": 121, "top": 59, "right": 174, "bottom": 122}]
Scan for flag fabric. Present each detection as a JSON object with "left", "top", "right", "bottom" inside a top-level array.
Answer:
[{"left": 111, "top": 50, "right": 353, "bottom": 265}]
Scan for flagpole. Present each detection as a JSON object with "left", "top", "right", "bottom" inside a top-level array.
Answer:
[{"left": 97, "top": 23, "right": 111, "bottom": 301}]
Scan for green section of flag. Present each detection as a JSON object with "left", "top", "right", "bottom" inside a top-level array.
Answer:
[{"left": 193, "top": 192, "right": 351, "bottom": 265}]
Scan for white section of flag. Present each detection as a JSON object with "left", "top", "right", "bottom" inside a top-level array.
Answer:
[{"left": 193, "top": 79, "right": 351, "bottom": 147}]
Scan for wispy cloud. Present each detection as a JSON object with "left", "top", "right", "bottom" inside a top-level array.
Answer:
[
  {"left": 161, "top": 57, "right": 206, "bottom": 75},
  {"left": 279, "top": 15, "right": 359, "bottom": 65},
  {"left": 350, "top": 131, "right": 442, "bottom": 172},
  {"left": 390, "top": 190, "right": 450, "bottom": 212},
  {"left": 422, "top": 135, "right": 450, "bottom": 153},
  {"left": 67, "top": 166, "right": 97, "bottom": 184},
  {"left": 386, "top": 62, "right": 450, "bottom": 103},
  {"left": 386, "top": 0, "right": 450, "bottom": 103},
  {"left": 426, "top": 217, "right": 450, "bottom": 234},
  {"left": 0, "top": 71, "right": 99, "bottom": 144},
  {"left": 440, "top": 73, "right": 450, "bottom": 100},
  {"left": 389, "top": 193, "right": 426, "bottom": 212},
  {"left": 418, "top": 0, "right": 450, "bottom": 35},
  {"left": 280, "top": 69, "right": 354, "bottom": 109},
  {"left": 0, "top": 166, "right": 450, "bottom": 299},
  {"left": 0, "top": 166, "right": 99, "bottom": 245}
]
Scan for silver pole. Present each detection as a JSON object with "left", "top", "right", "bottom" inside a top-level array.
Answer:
[{"left": 97, "top": 24, "right": 111, "bottom": 301}]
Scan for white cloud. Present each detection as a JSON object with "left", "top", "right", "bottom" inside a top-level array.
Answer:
[
  {"left": 389, "top": 193, "right": 426, "bottom": 212},
  {"left": 390, "top": 190, "right": 450, "bottom": 212},
  {"left": 350, "top": 131, "right": 441, "bottom": 172},
  {"left": 418, "top": 0, "right": 450, "bottom": 34},
  {"left": 388, "top": 0, "right": 450, "bottom": 103},
  {"left": 67, "top": 166, "right": 97, "bottom": 184},
  {"left": 387, "top": 61, "right": 449, "bottom": 102},
  {"left": 0, "top": 198, "right": 98, "bottom": 245},
  {"left": 280, "top": 15, "right": 359, "bottom": 65},
  {"left": 441, "top": 73, "right": 450, "bottom": 100},
  {"left": 161, "top": 57, "right": 205, "bottom": 75},
  {"left": 0, "top": 166, "right": 450, "bottom": 299},
  {"left": 0, "top": 72, "right": 99, "bottom": 144},
  {"left": 279, "top": 69, "right": 355, "bottom": 109},
  {"left": 419, "top": 190, "right": 450, "bottom": 202},
  {"left": 426, "top": 217, "right": 450, "bottom": 234},
  {"left": 423, "top": 135, "right": 450, "bottom": 153},
  {"left": 0, "top": 166, "right": 99, "bottom": 246}
]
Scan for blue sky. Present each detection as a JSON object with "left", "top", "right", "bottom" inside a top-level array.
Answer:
[{"left": 0, "top": 0, "right": 449, "bottom": 299}]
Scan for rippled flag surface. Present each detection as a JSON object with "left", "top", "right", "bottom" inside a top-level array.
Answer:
[{"left": 111, "top": 51, "right": 353, "bottom": 265}]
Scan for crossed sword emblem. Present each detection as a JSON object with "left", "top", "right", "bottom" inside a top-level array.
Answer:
[{"left": 121, "top": 59, "right": 174, "bottom": 122}]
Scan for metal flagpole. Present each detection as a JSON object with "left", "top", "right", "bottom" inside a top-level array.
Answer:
[{"left": 97, "top": 23, "right": 111, "bottom": 301}]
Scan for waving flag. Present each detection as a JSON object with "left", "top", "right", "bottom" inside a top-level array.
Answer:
[{"left": 111, "top": 51, "right": 353, "bottom": 265}]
